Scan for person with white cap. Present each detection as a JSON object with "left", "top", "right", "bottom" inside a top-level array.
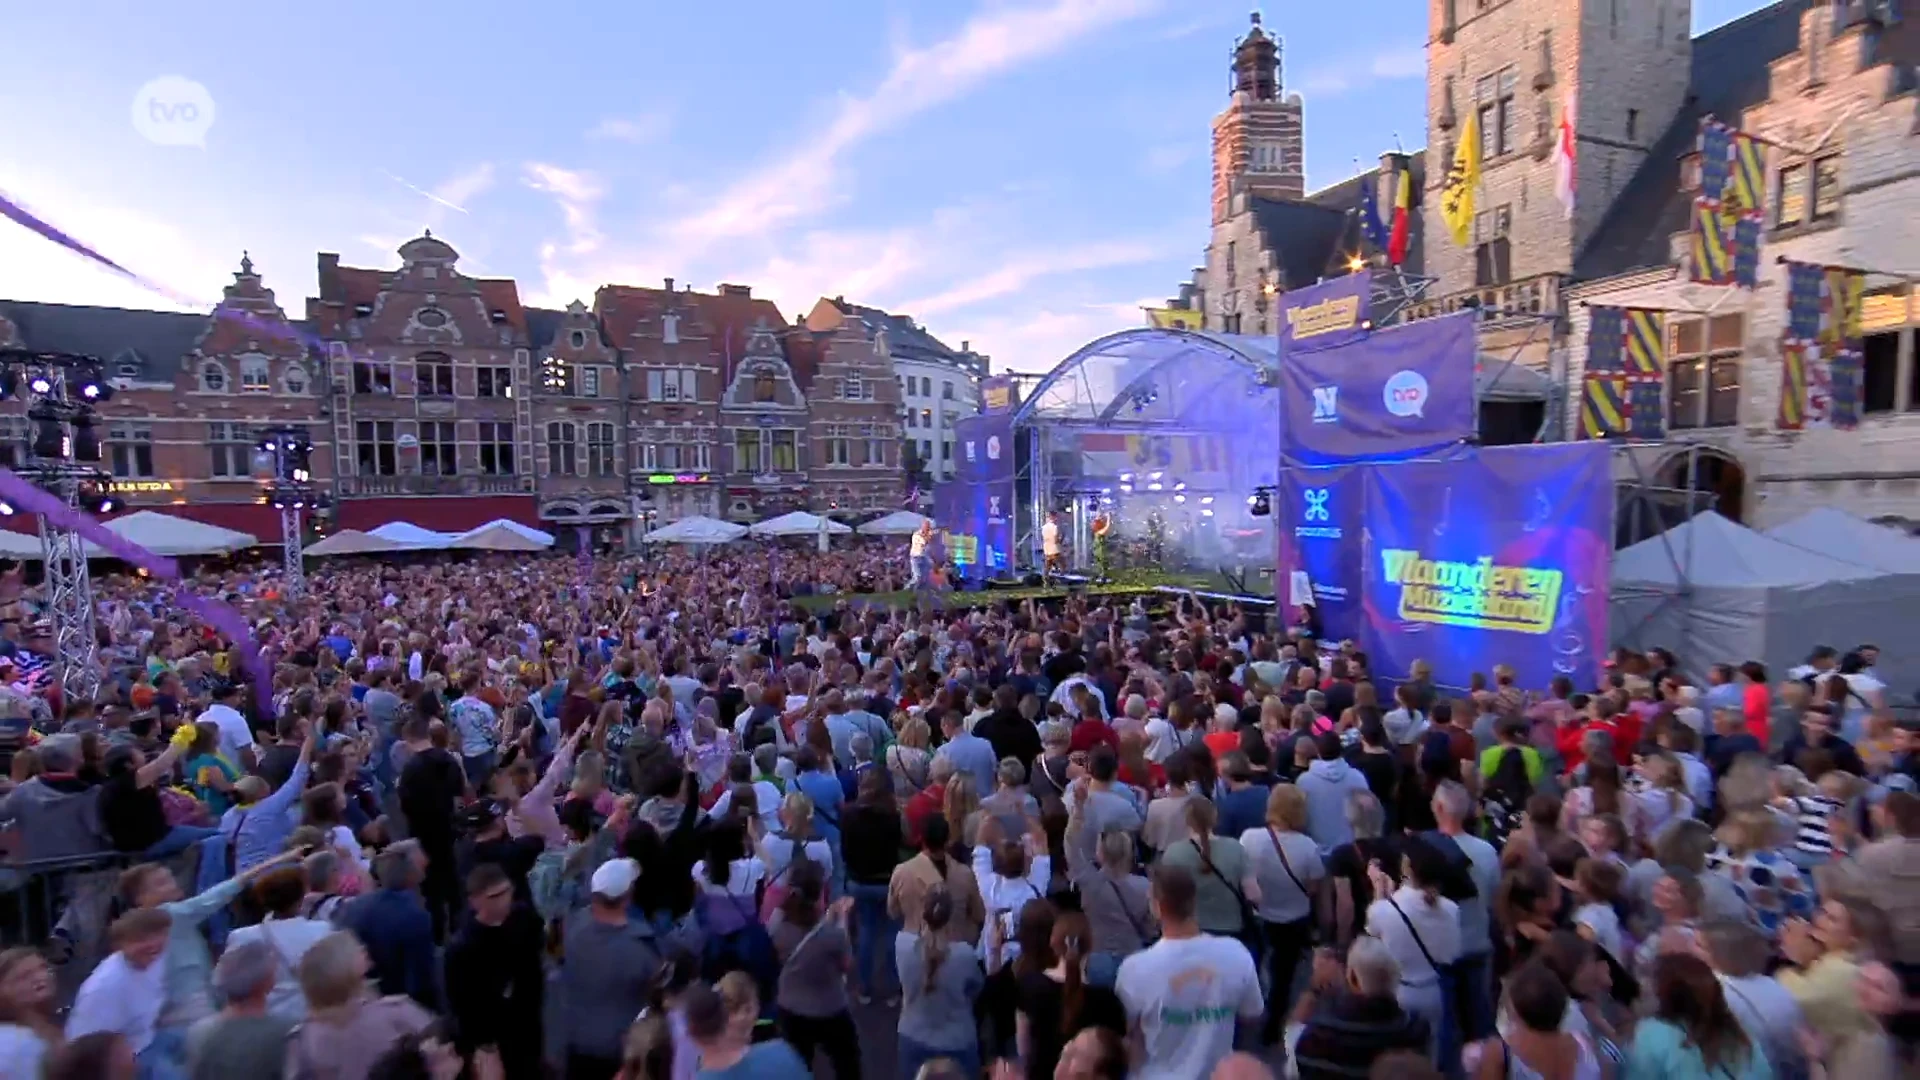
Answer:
[{"left": 558, "top": 857, "right": 662, "bottom": 1080}]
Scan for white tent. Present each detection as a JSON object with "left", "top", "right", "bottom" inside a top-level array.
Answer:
[
  {"left": 367, "top": 522, "right": 454, "bottom": 549},
  {"left": 451, "top": 520, "right": 553, "bottom": 552},
  {"left": 644, "top": 515, "right": 748, "bottom": 544},
  {"left": 105, "top": 511, "right": 257, "bottom": 556},
  {"left": 0, "top": 529, "right": 47, "bottom": 559},
  {"left": 857, "top": 510, "right": 932, "bottom": 536},
  {"left": 303, "top": 529, "right": 410, "bottom": 556},
  {"left": 1611, "top": 511, "right": 1920, "bottom": 682},
  {"left": 750, "top": 511, "right": 852, "bottom": 538},
  {"left": 1764, "top": 507, "right": 1920, "bottom": 573}
]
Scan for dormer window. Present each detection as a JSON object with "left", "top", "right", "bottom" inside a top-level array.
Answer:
[
  {"left": 570, "top": 330, "right": 587, "bottom": 349},
  {"left": 353, "top": 302, "right": 374, "bottom": 317},
  {"left": 414, "top": 308, "right": 448, "bottom": 328},
  {"left": 115, "top": 359, "right": 141, "bottom": 380},
  {"left": 490, "top": 310, "right": 508, "bottom": 324},
  {"left": 199, "top": 362, "right": 229, "bottom": 393},
  {"left": 239, "top": 355, "right": 271, "bottom": 393}
]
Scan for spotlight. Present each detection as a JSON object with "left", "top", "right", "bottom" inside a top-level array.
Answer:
[
  {"left": 71, "top": 420, "right": 101, "bottom": 463},
  {"left": 1173, "top": 481, "right": 1186, "bottom": 492},
  {"left": 0, "top": 501, "right": 14, "bottom": 516},
  {"left": 1120, "top": 484, "right": 1133, "bottom": 494},
  {"left": 0, "top": 370, "right": 17, "bottom": 400},
  {"left": 75, "top": 371, "right": 111, "bottom": 402},
  {"left": 1250, "top": 492, "right": 1272, "bottom": 517},
  {"left": 1201, "top": 508, "right": 1215, "bottom": 518},
  {"left": 1173, "top": 494, "right": 1187, "bottom": 504},
  {"left": 1150, "top": 472, "right": 1164, "bottom": 481},
  {"left": 30, "top": 418, "right": 64, "bottom": 459},
  {"left": 1147, "top": 482, "right": 1163, "bottom": 492},
  {"left": 1118, "top": 472, "right": 1132, "bottom": 482},
  {"left": 27, "top": 372, "right": 52, "bottom": 396},
  {"left": 78, "top": 489, "right": 117, "bottom": 515},
  {"left": 1201, "top": 496, "right": 1215, "bottom": 505}
]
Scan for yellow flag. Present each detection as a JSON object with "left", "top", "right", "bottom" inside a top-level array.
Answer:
[
  {"left": 1145, "top": 307, "right": 1202, "bottom": 330},
  {"left": 1441, "top": 110, "right": 1481, "bottom": 247}
]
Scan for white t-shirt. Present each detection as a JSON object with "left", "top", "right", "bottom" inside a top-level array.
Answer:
[
  {"left": 66, "top": 952, "right": 165, "bottom": 1053},
  {"left": 1572, "top": 902, "right": 1625, "bottom": 966},
  {"left": 760, "top": 836, "right": 833, "bottom": 884},
  {"left": 0, "top": 1024, "right": 48, "bottom": 1080},
  {"left": 910, "top": 530, "right": 930, "bottom": 558},
  {"left": 1366, "top": 886, "right": 1461, "bottom": 985},
  {"left": 1042, "top": 520, "right": 1060, "bottom": 555},
  {"left": 198, "top": 703, "right": 255, "bottom": 763},
  {"left": 690, "top": 857, "right": 766, "bottom": 896},
  {"left": 1142, "top": 717, "right": 1193, "bottom": 763},
  {"left": 225, "top": 916, "right": 335, "bottom": 1020},
  {"left": 1116, "top": 933, "right": 1262, "bottom": 1080},
  {"left": 973, "top": 848, "right": 1051, "bottom": 958},
  {"left": 1719, "top": 972, "right": 1804, "bottom": 1072}
]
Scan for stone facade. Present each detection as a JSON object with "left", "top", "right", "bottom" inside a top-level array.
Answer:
[
  {"left": 596, "top": 280, "right": 724, "bottom": 530},
  {"left": 529, "top": 299, "right": 627, "bottom": 542},
  {"left": 716, "top": 308, "right": 811, "bottom": 520},
  {"left": 0, "top": 255, "right": 329, "bottom": 539},
  {"left": 1565, "top": 4, "right": 1920, "bottom": 527},
  {"left": 1210, "top": 13, "right": 1306, "bottom": 222}
]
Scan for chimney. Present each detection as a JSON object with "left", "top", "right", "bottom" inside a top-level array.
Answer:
[
  {"left": 719, "top": 284, "right": 751, "bottom": 298},
  {"left": 962, "top": 340, "right": 970, "bottom": 352},
  {"left": 663, "top": 277, "right": 674, "bottom": 292}
]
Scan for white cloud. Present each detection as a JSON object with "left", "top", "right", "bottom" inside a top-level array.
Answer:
[
  {"left": 586, "top": 112, "right": 673, "bottom": 144},
  {"left": 1296, "top": 44, "right": 1428, "bottom": 98},
  {"left": 900, "top": 240, "right": 1171, "bottom": 317},
  {"left": 522, "top": 163, "right": 606, "bottom": 256}
]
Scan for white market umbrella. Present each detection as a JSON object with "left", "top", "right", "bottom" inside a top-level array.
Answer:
[
  {"left": 857, "top": 510, "right": 932, "bottom": 536},
  {"left": 645, "top": 515, "right": 748, "bottom": 544},
  {"left": 103, "top": 510, "right": 257, "bottom": 556},
  {"left": 450, "top": 521, "right": 553, "bottom": 552},
  {"left": 303, "top": 529, "right": 410, "bottom": 556},
  {"left": 750, "top": 511, "right": 852, "bottom": 538},
  {"left": 367, "top": 521, "right": 455, "bottom": 549}
]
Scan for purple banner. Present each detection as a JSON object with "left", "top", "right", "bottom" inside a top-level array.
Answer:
[
  {"left": 1279, "top": 270, "right": 1371, "bottom": 352},
  {"left": 1361, "top": 444, "right": 1611, "bottom": 692},
  {"left": 1275, "top": 464, "right": 1367, "bottom": 644},
  {"left": 951, "top": 413, "right": 1015, "bottom": 572},
  {"left": 1278, "top": 310, "right": 1477, "bottom": 467}
]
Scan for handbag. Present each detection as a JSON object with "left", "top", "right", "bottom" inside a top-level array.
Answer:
[
  {"left": 1193, "top": 840, "right": 1260, "bottom": 943},
  {"left": 1102, "top": 875, "right": 1156, "bottom": 947},
  {"left": 1264, "top": 825, "right": 1321, "bottom": 946}
]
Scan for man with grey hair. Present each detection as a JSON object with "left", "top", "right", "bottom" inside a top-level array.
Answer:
[
  {"left": 1288, "top": 936, "right": 1429, "bottom": 1079},
  {"left": 0, "top": 732, "right": 108, "bottom": 862},
  {"left": 186, "top": 940, "right": 294, "bottom": 1078},
  {"left": 1425, "top": 778, "right": 1500, "bottom": 1041}
]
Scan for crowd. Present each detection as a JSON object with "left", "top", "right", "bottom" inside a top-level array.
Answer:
[{"left": 0, "top": 541, "right": 1914, "bottom": 1080}]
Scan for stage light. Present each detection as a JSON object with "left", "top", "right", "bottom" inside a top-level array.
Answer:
[
  {"left": 71, "top": 419, "right": 101, "bottom": 463},
  {"left": 1201, "top": 508, "right": 1215, "bottom": 518},
  {"left": 1147, "top": 482, "right": 1163, "bottom": 492},
  {"left": 1173, "top": 494, "right": 1187, "bottom": 504},
  {"left": 0, "top": 501, "right": 15, "bottom": 516},
  {"left": 31, "top": 419, "right": 64, "bottom": 459},
  {"left": 1118, "top": 472, "right": 1133, "bottom": 482},
  {"left": 75, "top": 369, "right": 111, "bottom": 402},
  {"left": 1100, "top": 487, "right": 1112, "bottom": 495},
  {"left": 1250, "top": 492, "right": 1272, "bottom": 517},
  {"left": 0, "top": 369, "right": 18, "bottom": 401},
  {"left": 1347, "top": 256, "right": 1366, "bottom": 273},
  {"left": 1101, "top": 496, "right": 1114, "bottom": 506},
  {"left": 1150, "top": 472, "right": 1164, "bottom": 481},
  {"left": 1201, "top": 496, "right": 1215, "bottom": 506},
  {"left": 1173, "top": 481, "right": 1186, "bottom": 492},
  {"left": 26, "top": 372, "right": 52, "bottom": 396},
  {"left": 78, "top": 489, "right": 117, "bottom": 515}
]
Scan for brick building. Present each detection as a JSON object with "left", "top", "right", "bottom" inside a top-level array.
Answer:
[
  {"left": 0, "top": 254, "right": 327, "bottom": 540},
  {"left": 1182, "top": 1, "right": 1920, "bottom": 533}
]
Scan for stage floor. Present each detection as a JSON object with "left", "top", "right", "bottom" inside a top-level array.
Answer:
[{"left": 789, "top": 568, "right": 1275, "bottom": 614}]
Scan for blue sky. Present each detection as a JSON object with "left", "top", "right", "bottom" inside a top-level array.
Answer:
[{"left": 0, "top": 0, "right": 1778, "bottom": 371}]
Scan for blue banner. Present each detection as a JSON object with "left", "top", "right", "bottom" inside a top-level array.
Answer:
[
  {"left": 1361, "top": 444, "right": 1611, "bottom": 692},
  {"left": 1279, "top": 271, "right": 1371, "bottom": 352},
  {"left": 1276, "top": 464, "right": 1367, "bottom": 645},
  {"left": 1278, "top": 309, "right": 1477, "bottom": 466},
  {"left": 948, "top": 413, "right": 1015, "bottom": 572}
]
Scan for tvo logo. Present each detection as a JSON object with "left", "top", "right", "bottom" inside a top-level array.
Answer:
[
  {"left": 132, "top": 76, "right": 216, "bottom": 147},
  {"left": 1384, "top": 370, "right": 1429, "bottom": 418},
  {"left": 1311, "top": 385, "right": 1339, "bottom": 423},
  {"left": 986, "top": 435, "right": 1001, "bottom": 460}
]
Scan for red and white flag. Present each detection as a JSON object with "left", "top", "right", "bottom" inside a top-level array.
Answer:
[{"left": 1554, "top": 89, "right": 1578, "bottom": 219}]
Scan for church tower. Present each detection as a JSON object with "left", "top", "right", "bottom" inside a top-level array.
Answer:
[{"left": 1209, "top": 12, "right": 1306, "bottom": 223}]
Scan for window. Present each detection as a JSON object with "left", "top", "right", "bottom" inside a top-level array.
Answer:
[
  {"left": 546, "top": 421, "right": 578, "bottom": 476},
  {"left": 414, "top": 308, "right": 448, "bottom": 328},
  {"left": 864, "top": 439, "right": 887, "bottom": 467},
  {"left": 107, "top": 425, "right": 154, "bottom": 478},
  {"left": 283, "top": 367, "right": 307, "bottom": 395},
  {"left": 691, "top": 442, "right": 711, "bottom": 471},
  {"left": 920, "top": 439, "right": 933, "bottom": 462},
  {"left": 1223, "top": 314, "right": 1242, "bottom": 334},
  {"left": 1475, "top": 69, "right": 1518, "bottom": 158},
  {"left": 582, "top": 367, "right": 601, "bottom": 398},
  {"left": 1474, "top": 236, "right": 1512, "bottom": 286},
  {"left": 419, "top": 421, "right": 456, "bottom": 476},
  {"left": 647, "top": 369, "right": 697, "bottom": 401},
  {"left": 942, "top": 380, "right": 954, "bottom": 400},
  {"left": 1666, "top": 314, "right": 1744, "bottom": 429},
  {"left": 638, "top": 443, "right": 658, "bottom": 471},
  {"left": 822, "top": 438, "right": 850, "bottom": 467},
  {"left": 1812, "top": 155, "right": 1842, "bottom": 220},
  {"left": 906, "top": 410, "right": 917, "bottom": 429},
  {"left": 352, "top": 359, "right": 393, "bottom": 395},
  {"left": 570, "top": 329, "right": 587, "bottom": 349},
  {"left": 1863, "top": 330, "right": 1901, "bottom": 414},
  {"left": 771, "top": 430, "right": 798, "bottom": 472},
  {"left": 919, "top": 408, "right": 933, "bottom": 429},
  {"left": 477, "top": 366, "right": 513, "bottom": 399},
  {"left": 199, "top": 362, "right": 228, "bottom": 393},
  {"left": 1626, "top": 109, "right": 1638, "bottom": 141},
  {"left": 941, "top": 441, "right": 953, "bottom": 463},
  {"left": 753, "top": 374, "right": 776, "bottom": 403},
  {"left": 478, "top": 422, "right": 515, "bottom": 475},
  {"left": 921, "top": 377, "right": 933, "bottom": 397},
  {"left": 541, "top": 358, "right": 574, "bottom": 395},
  {"left": 239, "top": 356, "right": 271, "bottom": 393},
  {"left": 415, "top": 355, "right": 454, "bottom": 397},
  {"left": 355, "top": 421, "right": 398, "bottom": 476},
  {"left": 734, "top": 429, "right": 762, "bottom": 473},
  {"left": 208, "top": 423, "right": 252, "bottom": 478},
  {"left": 1777, "top": 163, "right": 1807, "bottom": 227},
  {"left": 587, "top": 422, "right": 616, "bottom": 477},
  {"left": 844, "top": 373, "right": 863, "bottom": 400}
]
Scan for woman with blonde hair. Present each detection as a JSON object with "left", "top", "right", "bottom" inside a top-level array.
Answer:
[
  {"left": 895, "top": 886, "right": 985, "bottom": 1078},
  {"left": 888, "top": 715, "right": 934, "bottom": 798},
  {"left": 942, "top": 773, "right": 982, "bottom": 849},
  {"left": 284, "top": 931, "right": 433, "bottom": 1076},
  {"left": 1243, "top": 783, "right": 1325, "bottom": 1043},
  {"left": 0, "top": 946, "right": 60, "bottom": 1077},
  {"left": 758, "top": 790, "right": 832, "bottom": 920},
  {"left": 1159, "top": 796, "right": 1261, "bottom": 946},
  {"left": 1706, "top": 802, "right": 1814, "bottom": 937},
  {"left": 1631, "top": 753, "right": 1695, "bottom": 845}
]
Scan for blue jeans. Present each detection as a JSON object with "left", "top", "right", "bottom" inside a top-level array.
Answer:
[
  {"left": 897, "top": 1034, "right": 978, "bottom": 1080},
  {"left": 1087, "top": 951, "right": 1121, "bottom": 989},
  {"left": 1450, "top": 950, "right": 1495, "bottom": 1044},
  {"left": 909, "top": 554, "right": 931, "bottom": 590},
  {"left": 139, "top": 1028, "right": 189, "bottom": 1080},
  {"left": 462, "top": 750, "right": 495, "bottom": 787},
  {"left": 847, "top": 881, "right": 898, "bottom": 997},
  {"left": 143, "top": 825, "right": 221, "bottom": 860}
]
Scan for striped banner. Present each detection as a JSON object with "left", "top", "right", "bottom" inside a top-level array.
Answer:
[
  {"left": 1625, "top": 309, "right": 1664, "bottom": 376},
  {"left": 1728, "top": 132, "right": 1767, "bottom": 215},
  {"left": 1779, "top": 340, "right": 1808, "bottom": 429},
  {"left": 1688, "top": 119, "right": 1765, "bottom": 287},
  {"left": 1689, "top": 200, "right": 1734, "bottom": 285},
  {"left": 1782, "top": 261, "right": 1867, "bottom": 430},
  {"left": 1580, "top": 372, "right": 1628, "bottom": 439},
  {"left": 1582, "top": 306, "right": 1667, "bottom": 439}
]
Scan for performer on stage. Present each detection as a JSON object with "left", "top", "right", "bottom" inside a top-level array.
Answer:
[
  {"left": 1042, "top": 512, "right": 1063, "bottom": 579},
  {"left": 908, "top": 519, "right": 935, "bottom": 590},
  {"left": 1091, "top": 510, "right": 1114, "bottom": 582}
]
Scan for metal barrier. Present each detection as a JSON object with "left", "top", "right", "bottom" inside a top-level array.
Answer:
[{"left": 0, "top": 851, "right": 138, "bottom": 998}]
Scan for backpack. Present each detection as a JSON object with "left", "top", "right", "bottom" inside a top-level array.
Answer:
[
  {"left": 697, "top": 893, "right": 778, "bottom": 1014},
  {"left": 1480, "top": 746, "right": 1533, "bottom": 850},
  {"left": 743, "top": 709, "right": 781, "bottom": 751}
]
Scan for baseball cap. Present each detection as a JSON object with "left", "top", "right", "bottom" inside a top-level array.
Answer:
[{"left": 589, "top": 857, "right": 639, "bottom": 898}]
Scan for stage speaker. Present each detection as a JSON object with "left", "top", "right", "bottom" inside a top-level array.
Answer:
[{"left": 1022, "top": 573, "right": 1044, "bottom": 587}]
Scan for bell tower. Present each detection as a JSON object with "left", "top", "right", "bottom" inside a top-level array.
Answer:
[{"left": 1210, "top": 11, "right": 1306, "bottom": 223}]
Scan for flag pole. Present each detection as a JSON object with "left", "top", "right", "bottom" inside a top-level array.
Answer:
[{"left": 1772, "top": 254, "right": 1920, "bottom": 283}]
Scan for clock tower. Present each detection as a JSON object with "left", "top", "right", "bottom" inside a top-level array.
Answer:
[{"left": 1209, "top": 12, "right": 1306, "bottom": 223}]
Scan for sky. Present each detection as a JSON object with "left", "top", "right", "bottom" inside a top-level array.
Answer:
[{"left": 0, "top": 0, "right": 1779, "bottom": 374}]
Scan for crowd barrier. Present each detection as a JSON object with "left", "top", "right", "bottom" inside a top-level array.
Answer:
[{"left": 0, "top": 850, "right": 139, "bottom": 998}]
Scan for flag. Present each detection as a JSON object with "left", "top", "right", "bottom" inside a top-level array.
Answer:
[
  {"left": 1781, "top": 260, "right": 1866, "bottom": 429},
  {"left": 1689, "top": 119, "right": 1765, "bottom": 287},
  {"left": 1388, "top": 162, "right": 1413, "bottom": 266},
  {"left": 1358, "top": 173, "right": 1388, "bottom": 251},
  {"left": 1440, "top": 111, "right": 1481, "bottom": 248},
  {"left": 1553, "top": 88, "right": 1577, "bottom": 219},
  {"left": 1580, "top": 306, "right": 1667, "bottom": 440},
  {"left": 1145, "top": 307, "right": 1203, "bottom": 330}
]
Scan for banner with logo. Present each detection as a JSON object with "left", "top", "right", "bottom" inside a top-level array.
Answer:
[
  {"left": 980, "top": 374, "right": 1021, "bottom": 414},
  {"left": 1275, "top": 464, "right": 1367, "bottom": 645},
  {"left": 1280, "top": 270, "right": 1372, "bottom": 352},
  {"left": 948, "top": 412, "right": 1015, "bottom": 572},
  {"left": 1278, "top": 309, "right": 1477, "bottom": 467},
  {"left": 1361, "top": 443, "right": 1611, "bottom": 691}
]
